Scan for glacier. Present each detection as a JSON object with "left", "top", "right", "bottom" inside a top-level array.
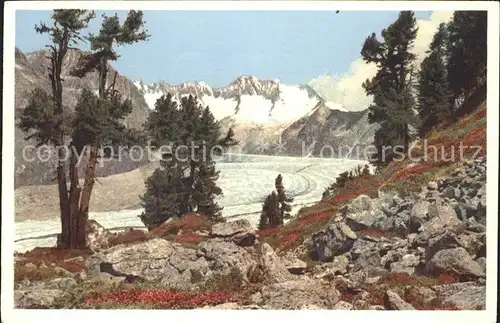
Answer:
[{"left": 15, "top": 154, "right": 367, "bottom": 252}]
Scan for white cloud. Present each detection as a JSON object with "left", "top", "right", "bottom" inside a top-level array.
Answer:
[{"left": 309, "top": 11, "right": 454, "bottom": 111}]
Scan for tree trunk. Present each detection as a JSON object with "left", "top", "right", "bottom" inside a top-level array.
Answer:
[
  {"left": 56, "top": 141, "right": 71, "bottom": 249},
  {"left": 69, "top": 144, "right": 82, "bottom": 248},
  {"left": 403, "top": 123, "right": 409, "bottom": 153},
  {"left": 77, "top": 144, "right": 99, "bottom": 248}
]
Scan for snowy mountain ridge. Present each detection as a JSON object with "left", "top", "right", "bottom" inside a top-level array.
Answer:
[{"left": 133, "top": 76, "right": 347, "bottom": 124}]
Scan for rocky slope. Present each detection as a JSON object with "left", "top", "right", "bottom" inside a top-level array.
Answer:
[
  {"left": 14, "top": 47, "right": 151, "bottom": 187},
  {"left": 14, "top": 157, "right": 487, "bottom": 310},
  {"left": 281, "top": 104, "right": 378, "bottom": 158}
]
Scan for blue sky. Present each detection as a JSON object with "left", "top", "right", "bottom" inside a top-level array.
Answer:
[{"left": 15, "top": 10, "right": 432, "bottom": 87}]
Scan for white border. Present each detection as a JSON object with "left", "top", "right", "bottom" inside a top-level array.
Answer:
[{"left": 2, "top": 2, "right": 499, "bottom": 323}]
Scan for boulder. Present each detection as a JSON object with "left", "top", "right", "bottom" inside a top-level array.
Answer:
[
  {"left": 427, "top": 181, "right": 438, "bottom": 190},
  {"left": 280, "top": 252, "right": 307, "bottom": 275},
  {"left": 332, "top": 301, "right": 354, "bottom": 310},
  {"left": 85, "top": 238, "right": 258, "bottom": 291},
  {"left": 425, "top": 247, "right": 485, "bottom": 278},
  {"left": 310, "top": 222, "right": 357, "bottom": 261},
  {"left": 211, "top": 219, "right": 257, "bottom": 246},
  {"left": 313, "top": 255, "right": 350, "bottom": 279},
  {"left": 86, "top": 220, "right": 116, "bottom": 251},
  {"left": 257, "top": 243, "right": 294, "bottom": 283},
  {"left": 257, "top": 278, "right": 340, "bottom": 309},
  {"left": 384, "top": 290, "right": 415, "bottom": 310},
  {"left": 344, "top": 195, "right": 386, "bottom": 230},
  {"left": 432, "top": 282, "right": 486, "bottom": 310},
  {"left": 389, "top": 254, "right": 420, "bottom": 275}
]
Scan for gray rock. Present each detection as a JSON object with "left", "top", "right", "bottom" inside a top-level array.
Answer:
[
  {"left": 411, "top": 200, "right": 430, "bottom": 219},
  {"left": 281, "top": 252, "right": 307, "bottom": 275},
  {"left": 86, "top": 219, "right": 116, "bottom": 252},
  {"left": 201, "top": 302, "right": 261, "bottom": 309},
  {"left": 427, "top": 181, "right": 438, "bottom": 190},
  {"left": 432, "top": 282, "right": 486, "bottom": 310},
  {"left": 475, "top": 257, "right": 486, "bottom": 273},
  {"left": 345, "top": 195, "right": 387, "bottom": 230},
  {"left": 44, "top": 277, "right": 77, "bottom": 290},
  {"left": 314, "top": 254, "right": 349, "bottom": 279},
  {"left": 426, "top": 247, "right": 485, "bottom": 278},
  {"left": 351, "top": 239, "right": 376, "bottom": 260},
  {"left": 384, "top": 290, "right": 415, "bottom": 310},
  {"left": 85, "top": 238, "right": 258, "bottom": 291},
  {"left": 310, "top": 222, "right": 357, "bottom": 261},
  {"left": 405, "top": 286, "right": 437, "bottom": 305},
  {"left": 354, "top": 249, "right": 381, "bottom": 269},
  {"left": 15, "top": 288, "right": 64, "bottom": 308},
  {"left": 333, "top": 301, "right": 354, "bottom": 310},
  {"left": 389, "top": 254, "right": 420, "bottom": 275},
  {"left": 211, "top": 219, "right": 256, "bottom": 246},
  {"left": 258, "top": 278, "right": 340, "bottom": 309},
  {"left": 258, "top": 243, "right": 294, "bottom": 283},
  {"left": 353, "top": 299, "right": 370, "bottom": 310},
  {"left": 443, "top": 187, "right": 461, "bottom": 199},
  {"left": 427, "top": 202, "right": 460, "bottom": 225}
]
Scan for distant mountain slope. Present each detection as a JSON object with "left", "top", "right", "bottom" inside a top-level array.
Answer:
[
  {"left": 281, "top": 104, "right": 378, "bottom": 158},
  {"left": 134, "top": 76, "right": 354, "bottom": 154},
  {"left": 14, "top": 47, "right": 151, "bottom": 187}
]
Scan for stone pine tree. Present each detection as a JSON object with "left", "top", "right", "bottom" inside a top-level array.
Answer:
[
  {"left": 258, "top": 174, "right": 293, "bottom": 230},
  {"left": 140, "top": 93, "right": 238, "bottom": 229},
  {"left": 447, "top": 11, "right": 487, "bottom": 106},
  {"left": 275, "top": 174, "right": 293, "bottom": 220},
  {"left": 192, "top": 160, "right": 224, "bottom": 222},
  {"left": 417, "top": 23, "right": 454, "bottom": 137},
  {"left": 139, "top": 165, "right": 186, "bottom": 230},
  {"left": 361, "top": 11, "right": 418, "bottom": 166},
  {"left": 18, "top": 10, "right": 95, "bottom": 249},
  {"left": 68, "top": 10, "right": 149, "bottom": 247},
  {"left": 258, "top": 191, "right": 280, "bottom": 231}
]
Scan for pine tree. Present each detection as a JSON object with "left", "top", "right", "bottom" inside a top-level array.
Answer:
[
  {"left": 447, "top": 11, "right": 487, "bottom": 105},
  {"left": 275, "top": 174, "right": 293, "bottom": 220},
  {"left": 141, "top": 94, "right": 237, "bottom": 228},
  {"left": 70, "top": 11, "right": 149, "bottom": 247},
  {"left": 258, "top": 191, "right": 280, "bottom": 230},
  {"left": 361, "top": 11, "right": 418, "bottom": 166},
  {"left": 258, "top": 174, "right": 293, "bottom": 230},
  {"left": 193, "top": 160, "right": 224, "bottom": 222},
  {"left": 417, "top": 23, "right": 453, "bottom": 137},
  {"left": 18, "top": 10, "right": 95, "bottom": 249},
  {"left": 139, "top": 166, "right": 185, "bottom": 230}
]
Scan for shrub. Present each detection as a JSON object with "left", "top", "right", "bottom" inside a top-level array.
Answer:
[
  {"left": 150, "top": 213, "right": 211, "bottom": 238},
  {"left": 82, "top": 289, "right": 234, "bottom": 309},
  {"left": 108, "top": 229, "right": 149, "bottom": 247},
  {"left": 174, "top": 233, "right": 203, "bottom": 244}
]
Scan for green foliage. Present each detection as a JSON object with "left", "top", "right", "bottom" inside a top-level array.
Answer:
[
  {"left": 259, "top": 191, "right": 280, "bottom": 231},
  {"left": 18, "top": 88, "right": 59, "bottom": 146},
  {"left": 139, "top": 166, "right": 188, "bottom": 230},
  {"left": 34, "top": 10, "right": 95, "bottom": 50},
  {"left": 322, "top": 164, "right": 371, "bottom": 199},
  {"left": 447, "top": 11, "right": 487, "bottom": 102},
  {"left": 71, "top": 11, "right": 149, "bottom": 82},
  {"left": 141, "top": 94, "right": 236, "bottom": 228},
  {"left": 417, "top": 23, "right": 453, "bottom": 137},
  {"left": 71, "top": 89, "right": 134, "bottom": 154},
  {"left": 258, "top": 174, "right": 294, "bottom": 230},
  {"left": 193, "top": 160, "right": 224, "bottom": 222},
  {"left": 361, "top": 11, "right": 418, "bottom": 166}
]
